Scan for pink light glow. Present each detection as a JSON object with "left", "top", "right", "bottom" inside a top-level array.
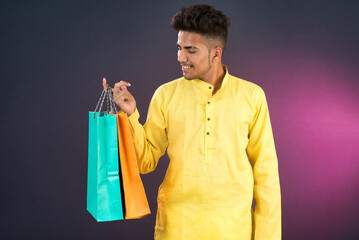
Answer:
[{"left": 259, "top": 54, "right": 359, "bottom": 238}]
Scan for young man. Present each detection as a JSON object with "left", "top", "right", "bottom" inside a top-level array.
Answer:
[{"left": 104, "top": 5, "right": 281, "bottom": 240}]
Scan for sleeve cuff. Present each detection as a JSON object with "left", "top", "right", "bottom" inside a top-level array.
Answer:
[{"left": 128, "top": 108, "right": 140, "bottom": 125}]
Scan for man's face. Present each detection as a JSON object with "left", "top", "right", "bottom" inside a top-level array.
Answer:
[{"left": 177, "top": 31, "right": 214, "bottom": 80}]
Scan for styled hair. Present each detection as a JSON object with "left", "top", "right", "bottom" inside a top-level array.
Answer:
[{"left": 171, "top": 5, "right": 231, "bottom": 50}]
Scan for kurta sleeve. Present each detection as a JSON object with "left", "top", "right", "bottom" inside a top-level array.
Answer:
[
  {"left": 247, "top": 87, "right": 281, "bottom": 240},
  {"left": 128, "top": 87, "right": 168, "bottom": 174}
]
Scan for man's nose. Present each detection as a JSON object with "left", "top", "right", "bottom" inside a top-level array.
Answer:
[{"left": 177, "top": 50, "right": 186, "bottom": 63}]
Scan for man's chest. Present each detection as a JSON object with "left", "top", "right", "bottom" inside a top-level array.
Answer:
[{"left": 164, "top": 90, "right": 255, "bottom": 142}]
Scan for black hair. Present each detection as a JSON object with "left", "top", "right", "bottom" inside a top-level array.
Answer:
[{"left": 171, "top": 5, "right": 231, "bottom": 49}]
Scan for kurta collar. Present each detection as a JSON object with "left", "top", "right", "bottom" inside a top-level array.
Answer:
[{"left": 191, "top": 65, "right": 230, "bottom": 95}]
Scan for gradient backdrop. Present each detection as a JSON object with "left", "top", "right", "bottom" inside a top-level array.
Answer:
[{"left": 1, "top": 0, "right": 358, "bottom": 239}]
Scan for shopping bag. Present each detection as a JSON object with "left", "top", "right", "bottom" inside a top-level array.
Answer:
[
  {"left": 115, "top": 113, "right": 151, "bottom": 219},
  {"left": 87, "top": 88, "right": 124, "bottom": 222}
]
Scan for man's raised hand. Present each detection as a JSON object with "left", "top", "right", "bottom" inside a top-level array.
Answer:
[{"left": 102, "top": 77, "right": 136, "bottom": 116}]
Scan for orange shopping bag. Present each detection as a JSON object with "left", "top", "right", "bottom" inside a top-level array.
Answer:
[{"left": 115, "top": 112, "right": 151, "bottom": 219}]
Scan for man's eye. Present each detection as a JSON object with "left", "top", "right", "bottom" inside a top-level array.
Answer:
[{"left": 188, "top": 51, "right": 196, "bottom": 54}]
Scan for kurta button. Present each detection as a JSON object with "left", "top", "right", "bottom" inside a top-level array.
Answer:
[
  {"left": 209, "top": 86, "right": 212, "bottom": 89},
  {"left": 206, "top": 132, "right": 210, "bottom": 135},
  {"left": 207, "top": 118, "right": 210, "bottom": 121},
  {"left": 207, "top": 101, "right": 210, "bottom": 104}
]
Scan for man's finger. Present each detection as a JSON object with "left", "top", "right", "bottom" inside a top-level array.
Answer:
[
  {"left": 119, "top": 80, "right": 131, "bottom": 86},
  {"left": 114, "top": 88, "right": 131, "bottom": 100},
  {"left": 102, "top": 77, "right": 107, "bottom": 90},
  {"left": 114, "top": 81, "right": 131, "bottom": 92}
]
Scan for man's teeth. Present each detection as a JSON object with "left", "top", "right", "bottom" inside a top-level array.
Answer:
[{"left": 183, "top": 66, "right": 191, "bottom": 68}]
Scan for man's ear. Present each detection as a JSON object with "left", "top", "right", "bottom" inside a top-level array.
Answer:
[{"left": 212, "top": 47, "right": 223, "bottom": 62}]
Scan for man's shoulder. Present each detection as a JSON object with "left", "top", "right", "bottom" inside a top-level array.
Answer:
[
  {"left": 228, "top": 74, "right": 265, "bottom": 96},
  {"left": 154, "top": 77, "right": 186, "bottom": 95},
  {"left": 229, "top": 74, "right": 262, "bottom": 91}
]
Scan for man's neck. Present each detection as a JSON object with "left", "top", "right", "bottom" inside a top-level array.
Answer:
[{"left": 202, "top": 64, "right": 225, "bottom": 95}]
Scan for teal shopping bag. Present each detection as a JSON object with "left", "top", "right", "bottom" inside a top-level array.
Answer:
[{"left": 87, "top": 88, "right": 124, "bottom": 222}]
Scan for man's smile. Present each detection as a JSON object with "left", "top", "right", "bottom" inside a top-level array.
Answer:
[{"left": 181, "top": 65, "right": 193, "bottom": 71}]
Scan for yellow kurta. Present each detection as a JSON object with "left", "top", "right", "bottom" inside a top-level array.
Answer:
[{"left": 128, "top": 66, "right": 281, "bottom": 240}]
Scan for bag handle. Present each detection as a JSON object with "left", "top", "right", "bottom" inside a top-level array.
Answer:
[
  {"left": 93, "top": 85, "right": 118, "bottom": 119},
  {"left": 107, "top": 85, "right": 118, "bottom": 114}
]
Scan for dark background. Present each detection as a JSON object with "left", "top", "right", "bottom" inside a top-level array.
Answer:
[{"left": 1, "top": 0, "right": 358, "bottom": 239}]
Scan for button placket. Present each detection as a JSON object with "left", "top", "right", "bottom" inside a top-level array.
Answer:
[
  {"left": 204, "top": 97, "right": 215, "bottom": 156},
  {"left": 203, "top": 85, "right": 216, "bottom": 164},
  {"left": 205, "top": 98, "right": 211, "bottom": 138}
]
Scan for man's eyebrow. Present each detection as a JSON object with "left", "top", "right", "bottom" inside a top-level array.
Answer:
[{"left": 177, "top": 44, "right": 198, "bottom": 49}]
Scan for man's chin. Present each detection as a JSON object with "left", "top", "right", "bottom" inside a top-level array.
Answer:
[{"left": 183, "top": 73, "right": 195, "bottom": 80}]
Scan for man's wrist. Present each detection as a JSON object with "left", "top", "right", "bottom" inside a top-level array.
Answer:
[{"left": 127, "top": 107, "right": 136, "bottom": 117}]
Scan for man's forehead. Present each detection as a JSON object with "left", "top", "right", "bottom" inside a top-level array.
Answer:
[{"left": 177, "top": 31, "right": 205, "bottom": 47}]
